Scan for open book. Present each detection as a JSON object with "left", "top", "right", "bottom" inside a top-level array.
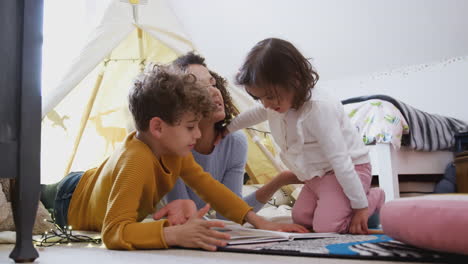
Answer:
[{"left": 212, "top": 222, "right": 340, "bottom": 245}]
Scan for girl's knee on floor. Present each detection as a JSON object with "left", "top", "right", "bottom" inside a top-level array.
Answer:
[{"left": 313, "top": 216, "right": 350, "bottom": 233}]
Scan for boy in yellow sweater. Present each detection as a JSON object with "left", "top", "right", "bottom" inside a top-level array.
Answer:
[{"left": 41, "top": 65, "right": 307, "bottom": 251}]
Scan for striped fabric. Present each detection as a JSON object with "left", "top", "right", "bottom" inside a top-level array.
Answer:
[{"left": 342, "top": 95, "right": 468, "bottom": 151}]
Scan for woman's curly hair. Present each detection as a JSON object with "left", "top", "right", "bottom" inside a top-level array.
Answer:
[{"left": 173, "top": 52, "right": 239, "bottom": 132}]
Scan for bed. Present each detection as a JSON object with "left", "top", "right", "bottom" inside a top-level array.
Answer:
[
  {"left": 342, "top": 95, "right": 467, "bottom": 201},
  {"left": 367, "top": 143, "right": 453, "bottom": 201}
]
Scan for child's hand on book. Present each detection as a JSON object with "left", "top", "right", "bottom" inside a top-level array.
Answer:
[
  {"left": 163, "top": 204, "right": 231, "bottom": 251},
  {"left": 153, "top": 199, "right": 197, "bottom": 225},
  {"left": 260, "top": 222, "right": 309, "bottom": 233}
]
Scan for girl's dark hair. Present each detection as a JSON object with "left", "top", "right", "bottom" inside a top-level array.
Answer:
[
  {"left": 173, "top": 52, "right": 239, "bottom": 131},
  {"left": 128, "top": 64, "right": 215, "bottom": 131},
  {"left": 235, "top": 38, "right": 319, "bottom": 109}
]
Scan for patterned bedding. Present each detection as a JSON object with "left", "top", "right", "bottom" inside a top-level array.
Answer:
[
  {"left": 343, "top": 99, "right": 409, "bottom": 149},
  {"left": 343, "top": 94, "right": 468, "bottom": 151}
]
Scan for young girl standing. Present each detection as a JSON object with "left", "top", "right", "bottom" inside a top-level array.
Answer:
[{"left": 227, "top": 38, "right": 385, "bottom": 234}]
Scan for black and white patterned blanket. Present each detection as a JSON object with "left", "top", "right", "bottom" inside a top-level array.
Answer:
[
  {"left": 220, "top": 234, "right": 468, "bottom": 262},
  {"left": 342, "top": 95, "right": 468, "bottom": 151}
]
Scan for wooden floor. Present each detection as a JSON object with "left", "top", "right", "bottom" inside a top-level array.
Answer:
[{"left": 0, "top": 243, "right": 428, "bottom": 264}]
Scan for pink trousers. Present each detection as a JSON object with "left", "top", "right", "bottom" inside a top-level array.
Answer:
[{"left": 291, "top": 163, "right": 385, "bottom": 233}]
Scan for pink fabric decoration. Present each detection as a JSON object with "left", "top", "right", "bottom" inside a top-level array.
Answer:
[{"left": 381, "top": 194, "right": 468, "bottom": 255}]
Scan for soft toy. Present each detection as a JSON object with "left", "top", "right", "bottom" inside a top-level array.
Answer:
[{"left": 0, "top": 179, "right": 55, "bottom": 235}]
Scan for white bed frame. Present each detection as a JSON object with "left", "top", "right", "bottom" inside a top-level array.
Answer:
[{"left": 368, "top": 144, "right": 454, "bottom": 201}]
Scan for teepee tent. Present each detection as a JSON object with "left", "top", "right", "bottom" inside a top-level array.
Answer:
[{"left": 41, "top": 0, "right": 293, "bottom": 196}]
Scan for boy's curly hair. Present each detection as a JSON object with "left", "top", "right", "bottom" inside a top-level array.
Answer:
[
  {"left": 173, "top": 52, "right": 239, "bottom": 131},
  {"left": 128, "top": 64, "right": 215, "bottom": 131}
]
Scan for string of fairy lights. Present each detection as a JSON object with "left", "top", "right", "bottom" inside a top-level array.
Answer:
[{"left": 33, "top": 214, "right": 102, "bottom": 248}]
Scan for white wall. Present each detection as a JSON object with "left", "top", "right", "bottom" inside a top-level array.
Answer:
[
  {"left": 322, "top": 56, "right": 468, "bottom": 122},
  {"left": 169, "top": 0, "right": 468, "bottom": 121},
  {"left": 170, "top": 0, "right": 468, "bottom": 82},
  {"left": 43, "top": 0, "right": 468, "bottom": 121}
]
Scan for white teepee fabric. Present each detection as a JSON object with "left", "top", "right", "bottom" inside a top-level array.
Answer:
[
  {"left": 42, "top": 0, "right": 193, "bottom": 117},
  {"left": 41, "top": 0, "right": 293, "bottom": 198}
]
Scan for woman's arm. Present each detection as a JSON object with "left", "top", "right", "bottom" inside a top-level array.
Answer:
[
  {"left": 164, "top": 178, "right": 191, "bottom": 202},
  {"left": 255, "top": 171, "right": 302, "bottom": 204},
  {"left": 217, "top": 132, "right": 264, "bottom": 215},
  {"left": 180, "top": 154, "right": 253, "bottom": 224}
]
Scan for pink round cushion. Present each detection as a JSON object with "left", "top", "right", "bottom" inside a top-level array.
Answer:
[{"left": 381, "top": 194, "right": 468, "bottom": 255}]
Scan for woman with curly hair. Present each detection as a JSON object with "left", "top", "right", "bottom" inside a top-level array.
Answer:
[{"left": 154, "top": 52, "right": 299, "bottom": 225}]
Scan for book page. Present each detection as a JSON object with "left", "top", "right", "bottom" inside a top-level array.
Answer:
[
  {"left": 212, "top": 221, "right": 338, "bottom": 245},
  {"left": 213, "top": 224, "right": 285, "bottom": 239}
]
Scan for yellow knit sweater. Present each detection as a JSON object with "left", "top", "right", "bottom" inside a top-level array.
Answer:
[{"left": 68, "top": 132, "right": 252, "bottom": 250}]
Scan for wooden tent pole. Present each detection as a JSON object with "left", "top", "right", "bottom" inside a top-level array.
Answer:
[
  {"left": 63, "top": 59, "right": 109, "bottom": 176},
  {"left": 245, "top": 129, "right": 283, "bottom": 172},
  {"left": 137, "top": 27, "right": 145, "bottom": 71}
]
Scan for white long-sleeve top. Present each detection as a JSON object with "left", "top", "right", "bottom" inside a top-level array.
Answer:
[{"left": 228, "top": 88, "right": 370, "bottom": 209}]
